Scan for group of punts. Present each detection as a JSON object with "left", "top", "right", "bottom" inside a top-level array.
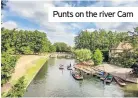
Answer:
[
  {"left": 59, "top": 64, "right": 83, "bottom": 80},
  {"left": 59, "top": 63, "right": 127, "bottom": 85},
  {"left": 94, "top": 71, "right": 113, "bottom": 83},
  {"left": 59, "top": 63, "right": 73, "bottom": 70},
  {"left": 59, "top": 64, "right": 72, "bottom": 70},
  {"left": 94, "top": 71, "right": 126, "bottom": 86}
]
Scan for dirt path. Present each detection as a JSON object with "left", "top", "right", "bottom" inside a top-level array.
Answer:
[{"left": 1, "top": 55, "right": 48, "bottom": 93}]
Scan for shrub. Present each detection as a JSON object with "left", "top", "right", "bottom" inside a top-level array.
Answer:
[
  {"left": 6, "top": 76, "right": 26, "bottom": 97},
  {"left": 93, "top": 49, "right": 104, "bottom": 65}
]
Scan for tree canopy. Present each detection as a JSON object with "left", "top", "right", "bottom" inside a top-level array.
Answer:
[
  {"left": 53, "top": 42, "right": 71, "bottom": 52},
  {"left": 74, "top": 49, "right": 92, "bottom": 62},
  {"left": 1, "top": 28, "right": 55, "bottom": 54},
  {"left": 75, "top": 29, "right": 128, "bottom": 52}
]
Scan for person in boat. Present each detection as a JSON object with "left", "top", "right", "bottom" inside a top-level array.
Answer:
[{"left": 70, "top": 63, "right": 71, "bottom": 67}]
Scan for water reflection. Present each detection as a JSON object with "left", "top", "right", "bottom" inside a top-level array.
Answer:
[{"left": 24, "top": 58, "right": 138, "bottom": 97}]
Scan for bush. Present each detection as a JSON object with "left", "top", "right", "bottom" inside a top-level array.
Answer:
[
  {"left": 93, "top": 49, "right": 104, "bottom": 65},
  {"left": 6, "top": 76, "right": 26, "bottom": 97},
  {"left": 74, "top": 49, "right": 92, "bottom": 61}
]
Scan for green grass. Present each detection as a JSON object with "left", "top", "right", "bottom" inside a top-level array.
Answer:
[{"left": 25, "top": 57, "right": 48, "bottom": 87}]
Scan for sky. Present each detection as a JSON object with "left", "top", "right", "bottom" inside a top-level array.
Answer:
[{"left": 2, "top": 0, "right": 138, "bottom": 46}]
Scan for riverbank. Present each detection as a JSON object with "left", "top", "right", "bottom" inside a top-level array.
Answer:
[{"left": 1, "top": 55, "right": 49, "bottom": 95}]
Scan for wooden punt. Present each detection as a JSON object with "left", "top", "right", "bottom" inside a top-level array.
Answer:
[
  {"left": 59, "top": 65, "right": 64, "bottom": 69},
  {"left": 114, "top": 76, "right": 126, "bottom": 86},
  {"left": 72, "top": 72, "right": 83, "bottom": 80},
  {"left": 67, "top": 66, "right": 72, "bottom": 70},
  {"left": 104, "top": 74, "right": 113, "bottom": 83}
]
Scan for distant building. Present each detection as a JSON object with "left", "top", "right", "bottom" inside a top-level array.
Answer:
[{"left": 109, "top": 42, "right": 133, "bottom": 58}]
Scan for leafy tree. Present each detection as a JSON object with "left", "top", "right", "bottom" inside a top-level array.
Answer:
[
  {"left": 1, "top": 0, "right": 7, "bottom": 9},
  {"left": 74, "top": 49, "right": 92, "bottom": 61},
  {"left": 49, "top": 45, "right": 56, "bottom": 52},
  {"left": 128, "top": 27, "right": 138, "bottom": 48},
  {"left": 1, "top": 28, "right": 51, "bottom": 54},
  {"left": 54, "top": 42, "right": 71, "bottom": 52},
  {"left": 93, "top": 49, "right": 103, "bottom": 65},
  {"left": 1, "top": 53, "right": 18, "bottom": 85}
]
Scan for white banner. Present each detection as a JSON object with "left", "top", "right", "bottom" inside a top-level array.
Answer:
[{"left": 48, "top": 7, "right": 138, "bottom": 22}]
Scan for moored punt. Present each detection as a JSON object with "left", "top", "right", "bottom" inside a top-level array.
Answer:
[
  {"left": 59, "top": 64, "right": 64, "bottom": 69},
  {"left": 67, "top": 64, "right": 72, "bottom": 70},
  {"left": 114, "top": 76, "right": 126, "bottom": 86},
  {"left": 72, "top": 71, "right": 83, "bottom": 80},
  {"left": 95, "top": 71, "right": 104, "bottom": 78},
  {"left": 104, "top": 74, "right": 113, "bottom": 83},
  {"left": 100, "top": 73, "right": 108, "bottom": 80},
  {"left": 67, "top": 66, "right": 72, "bottom": 70}
]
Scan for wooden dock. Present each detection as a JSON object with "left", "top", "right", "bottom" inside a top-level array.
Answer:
[
  {"left": 74, "top": 63, "right": 138, "bottom": 84},
  {"left": 74, "top": 65, "right": 96, "bottom": 75}
]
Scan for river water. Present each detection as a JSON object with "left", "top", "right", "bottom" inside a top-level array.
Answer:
[{"left": 24, "top": 58, "right": 138, "bottom": 97}]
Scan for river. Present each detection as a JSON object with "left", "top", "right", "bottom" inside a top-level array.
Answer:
[{"left": 24, "top": 58, "right": 138, "bottom": 97}]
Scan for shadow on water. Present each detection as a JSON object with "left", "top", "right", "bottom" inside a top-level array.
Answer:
[
  {"left": 24, "top": 58, "right": 138, "bottom": 97},
  {"left": 34, "top": 62, "right": 48, "bottom": 81}
]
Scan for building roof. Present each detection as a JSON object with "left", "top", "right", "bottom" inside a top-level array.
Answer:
[{"left": 111, "top": 42, "right": 133, "bottom": 50}]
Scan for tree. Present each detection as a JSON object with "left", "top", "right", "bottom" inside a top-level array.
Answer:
[
  {"left": 74, "top": 30, "right": 129, "bottom": 61},
  {"left": 1, "top": 53, "right": 18, "bottom": 85},
  {"left": 74, "top": 49, "right": 92, "bottom": 61},
  {"left": 1, "top": 28, "right": 51, "bottom": 54},
  {"left": 93, "top": 49, "right": 103, "bottom": 65},
  {"left": 54, "top": 42, "right": 71, "bottom": 52},
  {"left": 1, "top": 0, "right": 7, "bottom": 9},
  {"left": 49, "top": 45, "right": 56, "bottom": 52}
]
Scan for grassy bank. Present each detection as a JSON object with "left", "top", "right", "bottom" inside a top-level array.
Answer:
[{"left": 25, "top": 57, "right": 48, "bottom": 88}]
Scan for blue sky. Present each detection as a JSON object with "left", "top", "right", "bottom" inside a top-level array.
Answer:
[{"left": 2, "top": 0, "right": 138, "bottom": 46}]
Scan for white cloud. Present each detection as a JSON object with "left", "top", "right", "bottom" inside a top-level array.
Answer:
[
  {"left": 7, "top": 1, "right": 75, "bottom": 46},
  {"left": 2, "top": 21, "right": 17, "bottom": 30},
  {"left": 4, "top": 1, "right": 138, "bottom": 46},
  {"left": 86, "top": 28, "right": 96, "bottom": 32},
  {"left": 95, "top": 22, "right": 138, "bottom": 32}
]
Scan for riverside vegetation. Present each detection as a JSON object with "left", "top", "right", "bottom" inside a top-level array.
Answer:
[{"left": 74, "top": 28, "right": 138, "bottom": 67}]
